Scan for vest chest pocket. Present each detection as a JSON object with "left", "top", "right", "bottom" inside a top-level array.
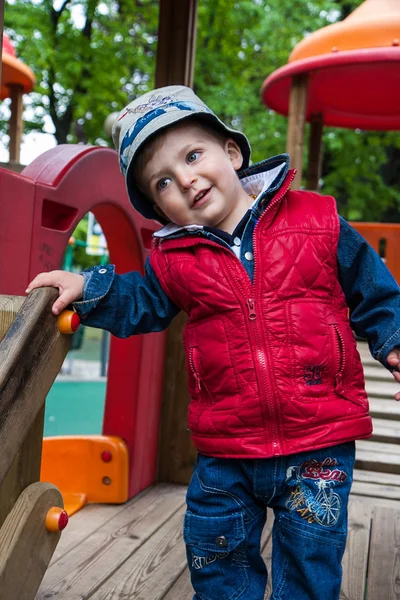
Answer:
[
  {"left": 183, "top": 511, "right": 249, "bottom": 600},
  {"left": 289, "top": 303, "right": 341, "bottom": 399}
]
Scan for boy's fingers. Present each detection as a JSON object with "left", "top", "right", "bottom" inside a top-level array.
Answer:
[
  {"left": 52, "top": 291, "right": 75, "bottom": 315},
  {"left": 387, "top": 350, "right": 400, "bottom": 364},
  {"left": 392, "top": 370, "right": 400, "bottom": 382},
  {"left": 26, "top": 271, "right": 61, "bottom": 293}
]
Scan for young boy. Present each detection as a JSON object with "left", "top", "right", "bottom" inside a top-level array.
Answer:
[{"left": 27, "top": 85, "right": 400, "bottom": 600}]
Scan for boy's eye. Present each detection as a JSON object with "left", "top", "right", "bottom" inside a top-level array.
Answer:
[
  {"left": 187, "top": 151, "right": 200, "bottom": 163},
  {"left": 158, "top": 177, "right": 171, "bottom": 190}
]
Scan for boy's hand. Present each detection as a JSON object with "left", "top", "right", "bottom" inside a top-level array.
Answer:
[
  {"left": 26, "top": 270, "right": 84, "bottom": 316},
  {"left": 386, "top": 349, "right": 400, "bottom": 400}
]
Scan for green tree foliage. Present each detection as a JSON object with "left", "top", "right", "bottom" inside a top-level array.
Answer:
[{"left": 3, "top": 0, "right": 400, "bottom": 229}]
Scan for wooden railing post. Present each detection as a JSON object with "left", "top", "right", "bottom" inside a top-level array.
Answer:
[
  {"left": 156, "top": 0, "right": 199, "bottom": 485},
  {"left": 286, "top": 74, "right": 309, "bottom": 190},
  {"left": 306, "top": 113, "right": 324, "bottom": 191}
]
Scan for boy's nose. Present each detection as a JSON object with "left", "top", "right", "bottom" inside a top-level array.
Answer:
[{"left": 177, "top": 169, "right": 197, "bottom": 191}]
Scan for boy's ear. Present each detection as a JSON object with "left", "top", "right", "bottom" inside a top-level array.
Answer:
[{"left": 226, "top": 139, "right": 243, "bottom": 171}]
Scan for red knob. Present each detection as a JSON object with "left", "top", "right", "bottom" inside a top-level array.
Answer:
[
  {"left": 57, "top": 310, "right": 80, "bottom": 334},
  {"left": 46, "top": 507, "right": 69, "bottom": 532}
]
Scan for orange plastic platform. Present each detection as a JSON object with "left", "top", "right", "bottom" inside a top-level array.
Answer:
[{"left": 40, "top": 435, "right": 129, "bottom": 516}]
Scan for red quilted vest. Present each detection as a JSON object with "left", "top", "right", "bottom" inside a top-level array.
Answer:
[{"left": 150, "top": 172, "right": 372, "bottom": 458}]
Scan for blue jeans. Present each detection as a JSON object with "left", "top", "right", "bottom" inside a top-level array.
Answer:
[{"left": 183, "top": 442, "right": 355, "bottom": 600}]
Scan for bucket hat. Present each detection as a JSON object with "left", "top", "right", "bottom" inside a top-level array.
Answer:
[{"left": 112, "top": 85, "right": 251, "bottom": 221}]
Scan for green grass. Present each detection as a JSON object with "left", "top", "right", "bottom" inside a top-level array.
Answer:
[{"left": 44, "top": 381, "right": 107, "bottom": 437}]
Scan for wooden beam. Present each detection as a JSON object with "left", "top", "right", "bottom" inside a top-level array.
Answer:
[
  {"left": 286, "top": 74, "right": 309, "bottom": 190},
  {"left": 8, "top": 84, "right": 24, "bottom": 164},
  {"left": 0, "top": 482, "right": 64, "bottom": 598},
  {"left": 155, "top": 0, "right": 198, "bottom": 88},
  {"left": 0, "top": 288, "right": 71, "bottom": 488},
  {"left": 155, "top": 0, "right": 198, "bottom": 484},
  {"left": 306, "top": 113, "right": 324, "bottom": 191}
]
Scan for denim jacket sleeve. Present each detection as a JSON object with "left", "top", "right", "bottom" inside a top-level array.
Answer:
[
  {"left": 338, "top": 216, "right": 400, "bottom": 369},
  {"left": 72, "top": 258, "right": 180, "bottom": 337}
]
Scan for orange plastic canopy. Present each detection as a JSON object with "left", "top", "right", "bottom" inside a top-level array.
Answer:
[
  {"left": 1, "top": 34, "right": 35, "bottom": 100},
  {"left": 261, "top": 0, "right": 400, "bottom": 130}
]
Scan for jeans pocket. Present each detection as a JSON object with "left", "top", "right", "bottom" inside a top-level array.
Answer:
[{"left": 183, "top": 511, "right": 249, "bottom": 600}]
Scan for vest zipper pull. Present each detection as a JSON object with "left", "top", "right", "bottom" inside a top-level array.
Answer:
[
  {"left": 194, "top": 372, "right": 201, "bottom": 390},
  {"left": 247, "top": 299, "right": 257, "bottom": 320}
]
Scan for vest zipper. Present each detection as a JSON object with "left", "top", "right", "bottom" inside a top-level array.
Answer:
[
  {"left": 332, "top": 324, "right": 346, "bottom": 388},
  {"left": 189, "top": 347, "right": 202, "bottom": 391},
  {"left": 247, "top": 172, "right": 296, "bottom": 456},
  {"left": 247, "top": 299, "right": 257, "bottom": 320}
]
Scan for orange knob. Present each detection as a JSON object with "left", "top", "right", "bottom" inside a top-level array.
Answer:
[
  {"left": 57, "top": 310, "right": 80, "bottom": 334},
  {"left": 45, "top": 507, "right": 69, "bottom": 532}
]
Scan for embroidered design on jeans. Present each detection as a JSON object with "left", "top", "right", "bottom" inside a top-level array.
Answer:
[
  {"left": 192, "top": 552, "right": 229, "bottom": 570},
  {"left": 285, "top": 458, "right": 347, "bottom": 527}
]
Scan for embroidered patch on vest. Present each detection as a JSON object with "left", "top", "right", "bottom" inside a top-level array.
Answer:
[{"left": 303, "top": 365, "right": 325, "bottom": 386}]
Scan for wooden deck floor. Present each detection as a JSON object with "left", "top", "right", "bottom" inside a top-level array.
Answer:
[
  {"left": 36, "top": 479, "right": 400, "bottom": 600},
  {"left": 37, "top": 344, "right": 400, "bottom": 599}
]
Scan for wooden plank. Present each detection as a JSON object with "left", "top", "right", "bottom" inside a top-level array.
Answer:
[
  {"left": 153, "top": 1, "right": 198, "bottom": 488},
  {"left": 366, "top": 505, "right": 400, "bottom": 600},
  {"left": 356, "top": 440, "right": 400, "bottom": 474},
  {"left": 155, "top": 0, "right": 198, "bottom": 88},
  {"left": 340, "top": 500, "right": 372, "bottom": 600},
  {"left": 351, "top": 481, "right": 400, "bottom": 501},
  {"left": 0, "top": 295, "right": 25, "bottom": 341},
  {"left": 371, "top": 418, "right": 400, "bottom": 444},
  {"left": 306, "top": 113, "right": 323, "bottom": 192},
  {"left": 37, "top": 483, "right": 187, "bottom": 599},
  {"left": 0, "top": 287, "right": 71, "bottom": 488},
  {"left": 158, "top": 311, "right": 197, "bottom": 485},
  {"left": 353, "top": 469, "right": 400, "bottom": 487},
  {"left": 8, "top": 84, "right": 24, "bottom": 163},
  {"left": 364, "top": 365, "right": 395, "bottom": 382},
  {"left": 369, "top": 399, "right": 400, "bottom": 420},
  {"left": 0, "top": 482, "right": 63, "bottom": 599},
  {"left": 89, "top": 506, "right": 187, "bottom": 600},
  {"left": 0, "top": 406, "right": 44, "bottom": 528},
  {"left": 357, "top": 440, "right": 400, "bottom": 455},
  {"left": 366, "top": 381, "right": 399, "bottom": 400},
  {"left": 286, "top": 73, "right": 308, "bottom": 190}
]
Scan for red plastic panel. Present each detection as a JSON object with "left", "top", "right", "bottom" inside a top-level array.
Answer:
[{"left": 0, "top": 145, "right": 166, "bottom": 498}]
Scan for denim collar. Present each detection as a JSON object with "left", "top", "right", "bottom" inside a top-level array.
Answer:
[{"left": 153, "top": 153, "right": 290, "bottom": 240}]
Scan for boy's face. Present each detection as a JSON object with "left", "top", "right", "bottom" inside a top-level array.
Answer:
[{"left": 139, "top": 122, "right": 252, "bottom": 233}]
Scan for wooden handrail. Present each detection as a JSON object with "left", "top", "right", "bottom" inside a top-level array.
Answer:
[{"left": 0, "top": 288, "right": 71, "bottom": 495}]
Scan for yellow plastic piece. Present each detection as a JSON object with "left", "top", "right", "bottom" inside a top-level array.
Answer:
[
  {"left": 290, "top": 0, "right": 400, "bottom": 62},
  {"left": 40, "top": 436, "right": 129, "bottom": 516}
]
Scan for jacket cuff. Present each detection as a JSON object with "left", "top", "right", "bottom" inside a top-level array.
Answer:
[
  {"left": 375, "top": 328, "right": 400, "bottom": 370},
  {"left": 73, "top": 264, "right": 115, "bottom": 319}
]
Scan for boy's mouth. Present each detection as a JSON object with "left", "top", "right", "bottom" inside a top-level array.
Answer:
[{"left": 191, "top": 188, "right": 212, "bottom": 208}]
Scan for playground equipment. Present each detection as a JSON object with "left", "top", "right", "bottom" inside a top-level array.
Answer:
[
  {"left": 0, "top": 289, "right": 76, "bottom": 597},
  {"left": 1, "top": 34, "right": 35, "bottom": 166},
  {"left": 0, "top": 145, "right": 167, "bottom": 512},
  {"left": 261, "top": 0, "right": 400, "bottom": 283}
]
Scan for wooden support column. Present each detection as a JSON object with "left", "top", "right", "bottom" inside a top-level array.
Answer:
[
  {"left": 155, "top": 0, "right": 198, "bottom": 88},
  {"left": 8, "top": 84, "right": 24, "bottom": 164},
  {"left": 156, "top": 0, "right": 199, "bottom": 485},
  {"left": 306, "top": 113, "right": 324, "bottom": 191},
  {"left": 286, "top": 74, "right": 309, "bottom": 190}
]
